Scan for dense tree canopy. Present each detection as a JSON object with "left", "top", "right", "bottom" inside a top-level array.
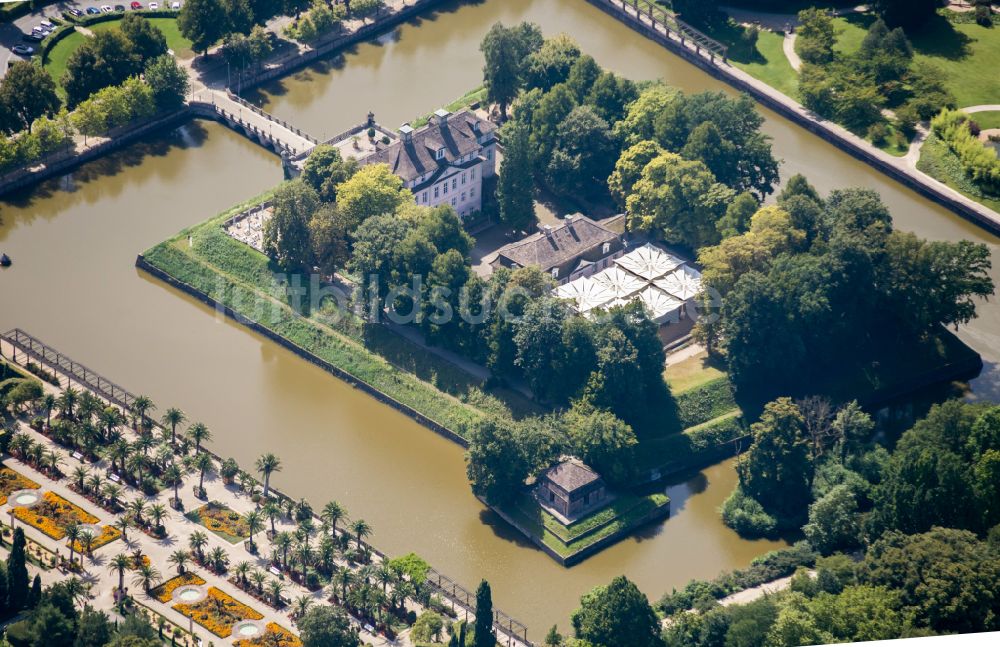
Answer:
[
  {"left": 0, "top": 62, "right": 60, "bottom": 135},
  {"left": 572, "top": 576, "right": 664, "bottom": 647}
]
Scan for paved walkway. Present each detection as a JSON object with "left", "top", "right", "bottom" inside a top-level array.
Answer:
[
  {"left": 0, "top": 348, "right": 404, "bottom": 645},
  {"left": 783, "top": 32, "right": 801, "bottom": 72}
]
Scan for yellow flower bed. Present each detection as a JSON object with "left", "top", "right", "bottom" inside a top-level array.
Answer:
[
  {"left": 150, "top": 572, "right": 207, "bottom": 603},
  {"left": 70, "top": 525, "right": 121, "bottom": 553},
  {"left": 173, "top": 586, "right": 264, "bottom": 638},
  {"left": 191, "top": 502, "right": 249, "bottom": 542},
  {"left": 234, "top": 623, "right": 303, "bottom": 647},
  {"left": 13, "top": 492, "right": 99, "bottom": 539},
  {"left": 0, "top": 467, "right": 40, "bottom": 506}
]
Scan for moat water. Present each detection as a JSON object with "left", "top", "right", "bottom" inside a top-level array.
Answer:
[{"left": 2, "top": 0, "right": 1000, "bottom": 635}]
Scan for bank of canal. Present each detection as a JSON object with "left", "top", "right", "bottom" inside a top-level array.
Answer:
[{"left": 2, "top": 0, "right": 1000, "bottom": 637}]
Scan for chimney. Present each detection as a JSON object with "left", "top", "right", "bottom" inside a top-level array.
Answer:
[
  {"left": 542, "top": 224, "right": 553, "bottom": 237},
  {"left": 434, "top": 108, "right": 450, "bottom": 126},
  {"left": 399, "top": 123, "right": 413, "bottom": 143}
]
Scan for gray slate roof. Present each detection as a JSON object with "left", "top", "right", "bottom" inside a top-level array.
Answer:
[
  {"left": 359, "top": 110, "right": 495, "bottom": 187},
  {"left": 544, "top": 458, "right": 602, "bottom": 493},
  {"left": 495, "top": 215, "right": 620, "bottom": 271}
]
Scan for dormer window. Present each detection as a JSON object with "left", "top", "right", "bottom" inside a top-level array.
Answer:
[
  {"left": 551, "top": 267, "right": 559, "bottom": 279},
  {"left": 602, "top": 242, "right": 611, "bottom": 255},
  {"left": 435, "top": 147, "right": 445, "bottom": 160}
]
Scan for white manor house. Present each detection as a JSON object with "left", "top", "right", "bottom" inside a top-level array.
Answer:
[
  {"left": 289, "top": 108, "right": 497, "bottom": 220},
  {"left": 361, "top": 108, "right": 497, "bottom": 218}
]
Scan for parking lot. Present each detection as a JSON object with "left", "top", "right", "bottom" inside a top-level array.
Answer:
[{"left": 1, "top": 1, "right": 184, "bottom": 76}]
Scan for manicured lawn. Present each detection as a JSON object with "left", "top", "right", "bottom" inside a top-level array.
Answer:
[
  {"left": 43, "top": 30, "right": 87, "bottom": 89},
  {"left": 910, "top": 14, "right": 1000, "bottom": 109},
  {"left": 970, "top": 111, "right": 1000, "bottom": 130},
  {"left": 90, "top": 17, "right": 193, "bottom": 59},
  {"left": 664, "top": 350, "right": 727, "bottom": 394},
  {"left": 731, "top": 29, "right": 799, "bottom": 99},
  {"left": 835, "top": 11, "right": 1000, "bottom": 109}
]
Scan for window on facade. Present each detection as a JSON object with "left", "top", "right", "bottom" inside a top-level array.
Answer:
[
  {"left": 434, "top": 187, "right": 439, "bottom": 198},
  {"left": 452, "top": 178, "right": 457, "bottom": 190},
  {"left": 422, "top": 191, "right": 428, "bottom": 203},
  {"left": 471, "top": 167, "right": 476, "bottom": 179},
  {"left": 462, "top": 172, "right": 467, "bottom": 185},
  {"left": 470, "top": 187, "right": 475, "bottom": 197},
  {"left": 461, "top": 192, "right": 466, "bottom": 202},
  {"left": 549, "top": 490, "right": 555, "bottom": 503},
  {"left": 451, "top": 197, "right": 457, "bottom": 206},
  {"left": 435, "top": 148, "right": 445, "bottom": 160},
  {"left": 443, "top": 183, "right": 448, "bottom": 195},
  {"left": 486, "top": 148, "right": 492, "bottom": 159}
]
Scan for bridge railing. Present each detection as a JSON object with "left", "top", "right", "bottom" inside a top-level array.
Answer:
[{"left": 604, "top": 0, "right": 728, "bottom": 62}]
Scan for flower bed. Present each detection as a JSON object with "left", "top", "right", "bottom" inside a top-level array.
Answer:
[
  {"left": 13, "top": 492, "right": 99, "bottom": 539},
  {"left": 0, "top": 467, "right": 40, "bottom": 505},
  {"left": 173, "top": 586, "right": 264, "bottom": 638},
  {"left": 186, "top": 502, "right": 249, "bottom": 543},
  {"left": 70, "top": 525, "right": 121, "bottom": 553},
  {"left": 234, "top": 623, "right": 302, "bottom": 647},
  {"left": 151, "top": 572, "right": 207, "bottom": 603}
]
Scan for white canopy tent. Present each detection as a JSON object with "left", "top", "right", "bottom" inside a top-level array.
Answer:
[
  {"left": 591, "top": 266, "right": 647, "bottom": 299},
  {"left": 614, "top": 242, "right": 684, "bottom": 280},
  {"left": 554, "top": 277, "right": 616, "bottom": 313},
  {"left": 636, "top": 285, "right": 684, "bottom": 324},
  {"left": 654, "top": 264, "right": 703, "bottom": 301}
]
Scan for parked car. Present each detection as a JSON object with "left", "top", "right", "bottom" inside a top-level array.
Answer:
[
  {"left": 86, "top": 6, "right": 102, "bottom": 14},
  {"left": 130, "top": 1, "right": 142, "bottom": 8},
  {"left": 100, "top": 5, "right": 113, "bottom": 12},
  {"left": 39, "top": 19, "right": 54, "bottom": 30},
  {"left": 148, "top": 1, "right": 158, "bottom": 8},
  {"left": 171, "top": 1, "right": 180, "bottom": 7},
  {"left": 22, "top": 32, "right": 44, "bottom": 42},
  {"left": 68, "top": 7, "right": 83, "bottom": 15},
  {"left": 11, "top": 45, "right": 34, "bottom": 56}
]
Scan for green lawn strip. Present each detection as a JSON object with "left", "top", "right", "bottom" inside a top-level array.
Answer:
[
  {"left": 917, "top": 132, "right": 1000, "bottom": 216},
  {"left": 664, "top": 351, "right": 727, "bottom": 393},
  {"left": 831, "top": 14, "right": 873, "bottom": 57},
  {"left": 635, "top": 412, "right": 745, "bottom": 473},
  {"left": 731, "top": 29, "right": 799, "bottom": 99},
  {"left": 43, "top": 30, "right": 87, "bottom": 92},
  {"left": 970, "top": 111, "right": 1000, "bottom": 130},
  {"left": 90, "top": 17, "right": 194, "bottom": 59},
  {"left": 143, "top": 198, "right": 486, "bottom": 437},
  {"left": 411, "top": 85, "right": 487, "bottom": 128},
  {"left": 501, "top": 492, "right": 669, "bottom": 558}
]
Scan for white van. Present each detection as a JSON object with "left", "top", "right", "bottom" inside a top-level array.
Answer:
[{"left": 39, "top": 19, "right": 54, "bottom": 30}]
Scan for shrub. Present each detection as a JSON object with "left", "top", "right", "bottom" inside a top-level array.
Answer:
[
  {"left": 867, "top": 121, "right": 888, "bottom": 145},
  {"left": 895, "top": 103, "right": 919, "bottom": 137},
  {"left": 721, "top": 486, "right": 778, "bottom": 537},
  {"left": 931, "top": 108, "right": 1000, "bottom": 194}
]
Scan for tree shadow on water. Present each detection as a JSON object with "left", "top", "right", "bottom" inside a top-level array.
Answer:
[{"left": 1, "top": 119, "right": 211, "bottom": 209}]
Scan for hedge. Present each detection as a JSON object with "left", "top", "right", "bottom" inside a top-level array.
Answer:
[
  {"left": 657, "top": 540, "right": 818, "bottom": 615},
  {"left": 62, "top": 8, "right": 179, "bottom": 25},
  {"left": 675, "top": 376, "right": 738, "bottom": 429},
  {"left": 38, "top": 24, "right": 77, "bottom": 67}
]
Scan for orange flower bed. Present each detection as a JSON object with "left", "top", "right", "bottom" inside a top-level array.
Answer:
[
  {"left": 150, "top": 572, "right": 207, "bottom": 603},
  {"left": 70, "top": 525, "right": 121, "bottom": 553},
  {"left": 189, "top": 502, "right": 249, "bottom": 543},
  {"left": 0, "top": 467, "right": 40, "bottom": 506},
  {"left": 13, "top": 492, "right": 99, "bottom": 539},
  {"left": 173, "top": 586, "right": 264, "bottom": 638},
  {"left": 234, "top": 623, "right": 302, "bottom": 647}
]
